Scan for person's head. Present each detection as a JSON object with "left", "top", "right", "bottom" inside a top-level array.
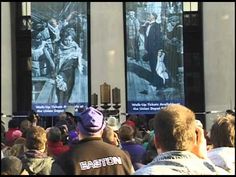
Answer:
[
  {"left": 154, "top": 104, "right": 196, "bottom": 153},
  {"left": 33, "top": 22, "right": 45, "bottom": 32},
  {"left": 148, "top": 12, "right": 157, "bottom": 22},
  {"left": 56, "top": 124, "right": 69, "bottom": 144},
  {"left": 33, "top": 32, "right": 43, "bottom": 46},
  {"left": 5, "top": 119, "right": 22, "bottom": 146},
  {"left": 8, "top": 119, "right": 19, "bottom": 129},
  {"left": 47, "top": 127, "right": 62, "bottom": 143},
  {"left": 65, "top": 112, "right": 77, "bottom": 125},
  {"left": 102, "top": 126, "right": 120, "bottom": 146},
  {"left": 27, "top": 110, "right": 40, "bottom": 126},
  {"left": 225, "top": 109, "right": 235, "bottom": 116},
  {"left": 76, "top": 107, "right": 106, "bottom": 138},
  {"left": 20, "top": 119, "right": 31, "bottom": 137},
  {"left": 62, "top": 34, "right": 73, "bottom": 46},
  {"left": 128, "top": 11, "right": 135, "bottom": 18},
  {"left": 1, "top": 156, "right": 24, "bottom": 175},
  {"left": 122, "top": 119, "right": 137, "bottom": 137},
  {"left": 61, "top": 28, "right": 76, "bottom": 46},
  {"left": 106, "top": 116, "right": 121, "bottom": 132},
  {"left": 64, "top": 105, "right": 75, "bottom": 118},
  {"left": 48, "top": 18, "right": 58, "bottom": 28},
  {"left": 169, "top": 15, "right": 179, "bottom": 26},
  {"left": 26, "top": 126, "right": 47, "bottom": 151},
  {"left": 58, "top": 112, "right": 67, "bottom": 121},
  {"left": 167, "top": 15, "right": 179, "bottom": 32},
  {"left": 210, "top": 114, "right": 235, "bottom": 148},
  {"left": 118, "top": 124, "right": 135, "bottom": 142}
]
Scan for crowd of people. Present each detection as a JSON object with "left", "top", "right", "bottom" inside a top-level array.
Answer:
[{"left": 1, "top": 104, "right": 235, "bottom": 175}]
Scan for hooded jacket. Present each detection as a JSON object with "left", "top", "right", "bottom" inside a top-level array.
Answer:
[{"left": 20, "top": 150, "right": 54, "bottom": 175}]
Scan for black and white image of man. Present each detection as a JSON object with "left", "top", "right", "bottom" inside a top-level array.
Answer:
[{"left": 125, "top": 2, "right": 184, "bottom": 104}]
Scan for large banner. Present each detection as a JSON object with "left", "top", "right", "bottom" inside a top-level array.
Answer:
[
  {"left": 124, "top": 2, "right": 185, "bottom": 114},
  {"left": 31, "top": 2, "right": 89, "bottom": 116}
]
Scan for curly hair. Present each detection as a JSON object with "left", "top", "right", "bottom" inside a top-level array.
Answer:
[{"left": 26, "top": 126, "right": 47, "bottom": 150}]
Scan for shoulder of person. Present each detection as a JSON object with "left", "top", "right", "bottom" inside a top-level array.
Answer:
[{"left": 50, "top": 160, "right": 66, "bottom": 175}]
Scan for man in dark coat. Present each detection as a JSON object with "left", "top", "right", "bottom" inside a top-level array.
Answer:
[
  {"left": 51, "top": 107, "right": 134, "bottom": 175},
  {"left": 140, "top": 12, "right": 164, "bottom": 90}
]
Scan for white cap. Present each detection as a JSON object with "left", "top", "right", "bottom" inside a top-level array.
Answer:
[
  {"left": 65, "top": 106, "right": 75, "bottom": 116},
  {"left": 106, "top": 116, "right": 121, "bottom": 131}
]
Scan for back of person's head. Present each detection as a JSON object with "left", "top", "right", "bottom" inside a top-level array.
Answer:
[
  {"left": 58, "top": 112, "right": 67, "bottom": 121},
  {"left": 119, "top": 124, "right": 135, "bottom": 142},
  {"left": 77, "top": 107, "right": 106, "bottom": 137},
  {"left": 102, "top": 126, "right": 120, "bottom": 146},
  {"left": 1, "top": 156, "right": 23, "bottom": 175},
  {"left": 210, "top": 114, "right": 235, "bottom": 148},
  {"left": 27, "top": 110, "right": 40, "bottom": 125},
  {"left": 47, "top": 127, "right": 62, "bottom": 143},
  {"left": 154, "top": 104, "right": 196, "bottom": 151},
  {"left": 6, "top": 119, "right": 22, "bottom": 146},
  {"left": 125, "top": 115, "right": 138, "bottom": 135},
  {"left": 20, "top": 119, "right": 31, "bottom": 137},
  {"left": 151, "top": 12, "right": 158, "bottom": 20},
  {"left": 225, "top": 109, "right": 235, "bottom": 116},
  {"left": 102, "top": 126, "right": 114, "bottom": 144},
  {"left": 56, "top": 124, "right": 69, "bottom": 144},
  {"left": 8, "top": 119, "right": 18, "bottom": 129},
  {"left": 26, "top": 126, "right": 47, "bottom": 150}
]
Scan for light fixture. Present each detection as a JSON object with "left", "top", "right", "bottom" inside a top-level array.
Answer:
[
  {"left": 183, "top": 2, "right": 198, "bottom": 12},
  {"left": 21, "top": 2, "right": 31, "bottom": 30}
]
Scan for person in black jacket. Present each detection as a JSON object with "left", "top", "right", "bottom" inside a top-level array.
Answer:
[
  {"left": 140, "top": 12, "right": 164, "bottom": 90},
  {"left": 51, "top": 107, "right": 134, "bottom": 175}
]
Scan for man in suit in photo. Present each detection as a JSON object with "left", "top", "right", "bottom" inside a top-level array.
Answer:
[{"left": 140, "top": 12, "right": 164, "bottom": 90}]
